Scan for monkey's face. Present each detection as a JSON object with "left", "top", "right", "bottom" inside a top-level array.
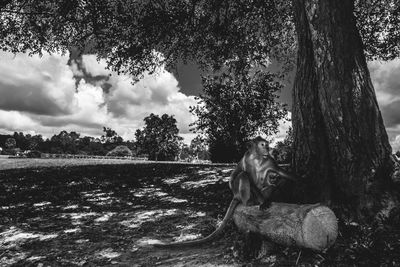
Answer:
[{"left": 256, "top": 141, "right": 270, "bottom": 158}]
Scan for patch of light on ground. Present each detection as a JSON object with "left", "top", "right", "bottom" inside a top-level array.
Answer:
[
  {"left": 60, "top": 212, "right": 99, "bottom": 225},
  {"left": 96, "top": 248, "right": 121, "bottom": 259},
  {"left": 163, "top": 175, "right": 188, "bottom": 185},
  {"left": 94, "top": 212, "right": 115, "bottom": 223},
  {"left": 120, "top": 209, "right": 179, "bottom": 229},
  {"left": 62, "top": 204, "right": 79, "bottom": 210},
  {"left": 137, "top": 237, "right": 166, "bottom": 246},
  {"left": 67, "top": 181, "right": 80, "bottom": 186},
  {"left": 174, "top": 233, "right": 202, "bottom": 242},
  {"left": 0, "top": 227, "right": 58, "bottom": 249},
  {"left": 164, "top": 196, "right": 188, "bottom": 203},
  {"left": 27, "top": 255, "right": 46, "bottom": 262},
  {"left": 64, "top": 228, "right": 81, "bottom": 234},
  {"left": 0, "top": 203, "right": 27, "bottom": 210},
  {"left": 154, "top": 191, "right": 168, "bottom": 197},
  {"left": 181, "top": 177, "right": 219, "bottom": 189},
  {"left": 33, "top": 201, "right": 52, "bottom": 207},
  {"left": 196, "top": 169, "right": 216, "bottom": 175},
  {"left": 0, "top": 251, "right": 28, "bottom": 266},
  {"left": 189, "top": 211, "right": 206, "bottom": 218},
  {"left": 75, "top": 239, "right": 89, "bottom": 244},
  {"left": 39, "top": 234, "right": 58, "bottom": 241},
  {"left": 131, "top": 187, "right": 159, "bottom": 197}
]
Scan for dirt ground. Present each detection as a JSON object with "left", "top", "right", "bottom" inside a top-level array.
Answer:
[{"left": 1, "top": 163, "right": 400, "bottom": 266}]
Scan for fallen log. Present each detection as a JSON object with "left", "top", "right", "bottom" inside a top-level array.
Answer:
[{"left": 232, "top": 202, "right": 338, "bottom": 251}]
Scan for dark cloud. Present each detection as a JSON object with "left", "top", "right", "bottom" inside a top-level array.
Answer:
[
  {"left": 38, "top": 115, "right": 104, "bottom": 129},
  {"left": 381, "top": 100, "right": 400, "bottom": 128},
  {"left": 0, "top": 82, "right": 72, "bottom": 115},
  {"left": 0, "top": 52, "right": 76, "bottom": 116}
]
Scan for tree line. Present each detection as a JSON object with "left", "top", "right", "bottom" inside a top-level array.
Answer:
[{"left": 0, "top": 113, "right": 208, "bottom": 162}]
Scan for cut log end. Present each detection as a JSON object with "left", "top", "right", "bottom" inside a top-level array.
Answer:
[
  {"left": 301, "top": 205, "right": 338, "bottom": 251},
  {"left": 232, "top": 203, "right": 338, "bottom": 252}
]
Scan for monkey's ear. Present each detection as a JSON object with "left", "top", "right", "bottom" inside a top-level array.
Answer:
[{"left": 246, "top": 141, "right": 253, "bottom": 149}]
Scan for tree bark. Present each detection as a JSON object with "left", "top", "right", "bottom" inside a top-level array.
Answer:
[
  {"left": 232, "top": 203, "right": 338, "bottom": 251},
  {"left": 291, "top": 0, "right": 393, "bottom": 219}
]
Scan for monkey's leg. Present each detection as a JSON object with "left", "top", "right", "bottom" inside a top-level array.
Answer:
[
  {"left": 259, "top": 186, "right": 273, "bottom": 210},
  {"left": 237, "top": 173, "right": 251, "bottom": 206}
]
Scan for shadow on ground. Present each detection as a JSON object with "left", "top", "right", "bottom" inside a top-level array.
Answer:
[
  {"left": 0, "top": 164, "right": 238, "bottom": 266},
  {"left": 2, "top": 163, "right": 400, "bottom": 266}
]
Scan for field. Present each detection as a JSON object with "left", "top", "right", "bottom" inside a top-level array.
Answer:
[
  {"left": 0, "top": 157, "right": 227, "bottom": 171},
  {"left": 1, "top": 158, "right": 400, "bottom": 266}
]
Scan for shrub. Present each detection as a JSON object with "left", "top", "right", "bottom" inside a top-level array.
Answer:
[
  {"left": 26, "top": 150, "right": 42, "bottom": 158},
  {"left": 106, "top": 146, "right": 132, "bottom": 157}
]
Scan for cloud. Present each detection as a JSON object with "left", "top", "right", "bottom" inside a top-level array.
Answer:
[
  {"left": 391, "top": 135, "right": 400, "bottom": 152},
  {"left": 79, "top": 55, "right": 197, "bottom": 134},
  {"left": 0, "top": 52, "right": 197, "bottom": 143},
  {"left": 369, "top": 59, "right": 400, "bottom": 150},
  {"left": 0, "top": 52, "right": 77, "bottom": 116}
]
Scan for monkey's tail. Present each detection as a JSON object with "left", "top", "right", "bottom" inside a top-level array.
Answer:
[{"left": 153, "top": 198, "right": 240, "bottom": 248}]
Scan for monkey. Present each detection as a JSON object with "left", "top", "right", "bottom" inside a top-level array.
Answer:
[
  {"left": 153, "top": 136, "right": 297, "bottom": 248},
  {"left": 230, "top": 136, "right": 297, "bottom": 209}
]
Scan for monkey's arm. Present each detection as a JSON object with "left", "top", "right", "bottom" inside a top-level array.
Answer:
[
  {"left": 229, "top": 162, "right": 244, "bottom": 189},
  {"left": 275, "top": 167, "right": 297, "bottom": 181},
  {"left": 267, "top": 160, "right": 297, "bottom": 182}
]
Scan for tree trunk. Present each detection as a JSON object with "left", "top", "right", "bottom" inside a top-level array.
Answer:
[
  {"left": 291, "top": 0, "right": 393, "bottom": 219},
  {"left": 232, "top": 203, "right": 338, "bottom": 251}
]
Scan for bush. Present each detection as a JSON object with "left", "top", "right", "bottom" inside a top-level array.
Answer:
[
  {"left": 106, "top": 146, "right": 133, "bottom": 157},
  {"left": 26, "top": 150, "right": 42, "bottom": 158}
]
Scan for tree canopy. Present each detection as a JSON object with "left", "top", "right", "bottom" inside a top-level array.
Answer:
[
  {"left": 1, "top": 1, "right": 398, "bottom": 76},
  {"left": 135, "top": 113, "right": 183, "bottom": 161},
  {"left": 191, "top": 70, "right": 287, "bottom": 162}
]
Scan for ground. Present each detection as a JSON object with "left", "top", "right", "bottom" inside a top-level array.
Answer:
[{"left": 1, "top": 159, "right": 400, "bottom": 266}]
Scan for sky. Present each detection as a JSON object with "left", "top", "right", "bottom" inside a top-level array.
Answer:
[{"left": 0, "top": 51, "right": 399, "bottom": 151}]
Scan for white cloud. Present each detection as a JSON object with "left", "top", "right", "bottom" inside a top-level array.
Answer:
[
  {"left": 391, "top": 135, "right": 400, "bottom": 153},
  {"left": 369, "top": 60, "right": 400, "bottom": 106},
  {"left": 0, "top": 110, "right": 38, "bottom": 131},
  {"left": 81, "top": 55, "right": 110, "bottom": 77},
  {"left": 369, "top": 59, "right": 400, "bottom": 150},
  {"left": 0, "top": 51, "right": 77, "bottom": 115},
  {"left": 270, "top": 114, "right": 291, "bottom": 147},
  {"left": 0, "top": 52, "right": 197, "bottom": 143}
]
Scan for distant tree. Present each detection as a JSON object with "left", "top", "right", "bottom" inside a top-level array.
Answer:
[
  {"left": 101, "top": 127, "right": 123, "bottom": 144},
  {"left": 13, "top": 132, "right": 30, "bottom": 150},
  {"left": 28, "top": 135, "right": 44, "bottom": 150},
  {"left": 5, "top": 137, "right": 16, "bottom": 149},
  {"left": 77, "top": 136, "right": 107, "bottom": 155},
  {"left": 190, "top": 135, "right": 209, "bottom": 161},
  {"left": 271, "top": 127, "right": 293, "bottom": 164},
  {"left": 106, "top": 145, "right": 133, "bottom": 157},
  {"left": 191, "top": 71, "right": 287, "bottom": 162},
  {"left": 178, "top": 143, "right": 191, "bottom": 161},
  {"left": 49, "top": 131, "right": 81, "bottom": 154},
  {"left": 135, "top": 114, "right": 183, "bottom": 161}
]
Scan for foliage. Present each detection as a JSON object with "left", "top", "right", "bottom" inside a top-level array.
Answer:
[
  {"left": 271, "top": 127, "right": 293, "bottom": 164},
  {"left": 189, "top": 135, "right": 209, "bottom": 161},
  {"left": 135, "top": 113, "right": 183, "bottom": 161},
  {"left": 25, "top": 150, "right": 42, "bottom": 158},
  {"left": 106, "top": 145, "right": 132, "bottom": 157},
  {"left": 101, "top": 127, "right": 123, "bottom": 144},
  {"left": 191, "top": 71, "right": 287, "bottom": 162},
  {"left": 4, "top": 137, "right": 16, "bottom": 149},
  {"left": 1, "top": 1, "right": 399, "bottom": 77}
]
